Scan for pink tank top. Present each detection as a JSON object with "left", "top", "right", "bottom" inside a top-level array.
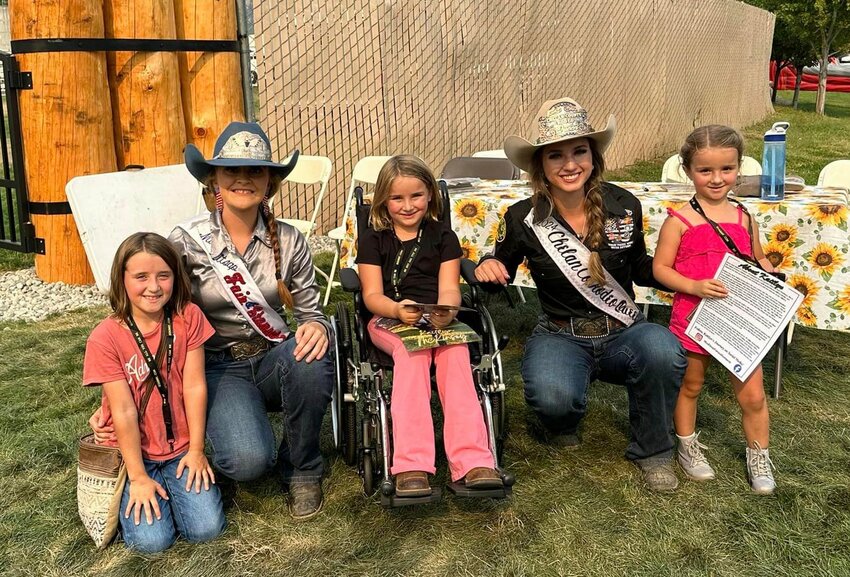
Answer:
[{"left": 668, "top": 205, "right": 753, "bottom": 354}]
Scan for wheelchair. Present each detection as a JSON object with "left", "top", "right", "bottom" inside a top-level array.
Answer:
[{"left": 330, "top": 182, "right": 515, "bottom": 507}]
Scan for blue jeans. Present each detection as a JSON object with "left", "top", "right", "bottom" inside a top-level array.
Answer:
[
  {"left": 119, "top": 452, "right": 226, "bottom": 554},
  {"left": 205, "top": 337, "right": 334, "bottom": 483},
  {"left": 521, "top": 317, "right": 686, "bottom": 462}
]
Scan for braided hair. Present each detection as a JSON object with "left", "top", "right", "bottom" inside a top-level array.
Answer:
[
  {"left": 528, "top": 140, "right": 608, "bottom": 286},
  {"left": 261, "top": 173, "right": 295, "bottom": 310}
]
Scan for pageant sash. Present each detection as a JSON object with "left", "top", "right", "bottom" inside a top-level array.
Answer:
[
  {"left": 523, "top": 209, "right": 640, "bottom": 326},
  {"left": 180, "top": 220, "right": 289, "bottom": 342}
]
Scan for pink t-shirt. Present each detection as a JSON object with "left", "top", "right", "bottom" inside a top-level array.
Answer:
[{"left": 83, "top": 302, "right": 215, "bottom": 460}]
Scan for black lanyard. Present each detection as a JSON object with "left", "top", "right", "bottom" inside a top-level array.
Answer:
[
  {"left": 390, "top": 225, "right": 424, "bottom": 300},
  {"left": 689, "top": 196, "right": 762, "bottom": 270},
  {"left": 126, "top": 308, "right": 176, "bottom": 449}
]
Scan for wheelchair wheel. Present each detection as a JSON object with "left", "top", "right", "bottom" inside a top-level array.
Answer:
[{"left": 336, "top": 302, "right": 358, "bottom": 466}]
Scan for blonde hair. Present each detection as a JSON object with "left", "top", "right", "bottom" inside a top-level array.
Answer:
[
  {"left": 528, "top": 140, "right": 608, "bottom": 286},
  {"left": 206, "top": 170, "right": 294, "bottom": 311},
  {"left": 369, "top": 155, "right": 442, "bottom": 231},
  {"left": 108, "top": 232, "right": 192, "bottom": 323},
  {"left": 680, "top": 125, "right": 744, "bottom": 170}
]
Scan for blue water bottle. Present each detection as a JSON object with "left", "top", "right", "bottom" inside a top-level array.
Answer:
[{"left": 760, "top": 121, "right": 790, "bottom": 201}]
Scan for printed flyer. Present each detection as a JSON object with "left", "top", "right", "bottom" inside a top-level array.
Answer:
[{"left": 685, "top": 253, "right": 803, "bottom": 381}]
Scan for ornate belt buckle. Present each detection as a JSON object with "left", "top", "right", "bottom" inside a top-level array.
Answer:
[
  {"left": 570, "top": 316, "right": 610, "bottom": 338},
  {"left": 230, "top": 338, "right": 270, "bottom": 360}
]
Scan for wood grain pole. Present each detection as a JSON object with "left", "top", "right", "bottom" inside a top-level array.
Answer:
[
  {"left": 104, "top": 0, "right": 186, "bottom": 168},
  {"left": 174, "top": 0, "right": 245, "bottom": 157},
  {"left": 9, "top": 0, "right": 117, "bottom": 284}
]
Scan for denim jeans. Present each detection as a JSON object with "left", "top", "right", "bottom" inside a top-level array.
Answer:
[
  {"left": 521, "top": 317, "right": 686, "bottom": 462},
  {"left": 204, "top": 337, "right": 334, "bottom": 484},
  {"left": 119, "top": 452, "right": 226, "bottom": 554}
]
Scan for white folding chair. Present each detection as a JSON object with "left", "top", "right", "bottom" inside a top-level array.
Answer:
[
  {"left": 324, "top": 155, "right": 393, "bottom": 306},
  {"left": 472, "top": 149, "right": 508, "bottom": 158},
  {"left": 269, "top": 155, "right": 333, "bottom": 287},
  {"left": 662, "top": 154, "right": 761, "bottom": 183},
  {"left": 817, "top": 159, "right": 850, "bottom": 188},
  {"left": 273, "top": 155, "right": 332, "bottom": 239},
  {"left": 661, "top": 154, "right": 689, "bottom": 183},
  {"left": 739, "top": 156, "right": 762, "bottom": 176}
]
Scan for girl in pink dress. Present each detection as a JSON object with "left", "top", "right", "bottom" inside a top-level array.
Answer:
[{"left": 653, "top": 125, "right": 777, "bottom": 494}]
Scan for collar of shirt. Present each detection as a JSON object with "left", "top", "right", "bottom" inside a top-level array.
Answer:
[{"left": 208, "top": 210, "right": 273, "bottom": 257}]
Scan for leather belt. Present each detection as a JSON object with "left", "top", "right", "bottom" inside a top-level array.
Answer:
[
  {"left": 228, "top": 336, "right": 272, "bottom": 360},
  {"left": 548, "top": 315, "right": 626, "bottom": 338}
]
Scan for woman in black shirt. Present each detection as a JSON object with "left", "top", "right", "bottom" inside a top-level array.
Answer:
[{"left": 475, "top": 98, "right": 686, "bottom": 492}]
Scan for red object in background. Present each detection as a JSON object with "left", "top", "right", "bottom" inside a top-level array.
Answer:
[{"left": 769, "top": 61, "right": 850, "bottom": 92}]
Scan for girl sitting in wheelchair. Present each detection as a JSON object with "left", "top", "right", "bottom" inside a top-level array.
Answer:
[{"left": 355, "top": 155, "right": 503, "bottom": 497}]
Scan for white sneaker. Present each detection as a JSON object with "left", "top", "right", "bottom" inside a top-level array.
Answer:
[
  {"left": 746, "top": 441, "right": 776, "bottom": 495},
  {"left": 677, "top": 431, "right": 716, "bottom": 481}
]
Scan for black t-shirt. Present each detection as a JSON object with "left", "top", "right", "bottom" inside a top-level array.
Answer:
[
  {"left": 355, "top": 218, "right": 463, "bottom": 303},
  {"left": 482, "top": 182, "right": 667, "bottom": 320}
]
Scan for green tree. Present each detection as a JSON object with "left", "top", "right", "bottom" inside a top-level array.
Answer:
[
  {"left": 750, "top": 0, "right": 850, "bottom": 115},
  {"left": 768, "top": 9, "right": 817, "bottom": 108}
]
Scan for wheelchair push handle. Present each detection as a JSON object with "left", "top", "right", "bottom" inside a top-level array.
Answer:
[{"left": 460, "top": 258, "right": 479, "bottom": 285}]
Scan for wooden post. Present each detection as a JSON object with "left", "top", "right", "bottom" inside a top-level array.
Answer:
[
  {"left": 174, "top": 0, "right": 245, "bottom": 157},
  {"left": 9, "top": 0, "right": 117, "bottom": 284},
  {"left": 104, "top": 0, "right": 187, "bottom": 168}
]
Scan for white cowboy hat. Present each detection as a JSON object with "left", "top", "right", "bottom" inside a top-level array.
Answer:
[{"left": 503, "top": 97, "right": 616, "bottom": 172}]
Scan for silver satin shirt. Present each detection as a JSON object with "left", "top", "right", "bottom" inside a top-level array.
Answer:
[{"left": 169, "top": 210, "right": 330, "bottom": 352}]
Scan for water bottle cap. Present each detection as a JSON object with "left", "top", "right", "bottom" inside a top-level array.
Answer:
[
  {"left": 764, "top": 133, "right": 786, "bottom": 142},
  {"left": 766, "top": 121, "right": 790, "bottom": 136}
]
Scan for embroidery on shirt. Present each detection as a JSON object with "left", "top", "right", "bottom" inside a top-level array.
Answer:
[{"left": 604, "top": 209, "right": 635, "bottom": 250}]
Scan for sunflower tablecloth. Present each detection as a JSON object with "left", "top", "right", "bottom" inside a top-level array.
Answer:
[{"left": 339, "top": 179, "right": 850, "bottom": 332}]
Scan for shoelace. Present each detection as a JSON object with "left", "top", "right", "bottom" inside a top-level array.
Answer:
[
  {"left": 748, "top": 441, "right": 775, "bottom": 477},
  {"left": 685, "top": 432, "right": 710, "bottom": 466}
]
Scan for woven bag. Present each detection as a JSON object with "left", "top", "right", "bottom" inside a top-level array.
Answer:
[{"left": 77, "top": 433, "right": 126, "bottom": 548}]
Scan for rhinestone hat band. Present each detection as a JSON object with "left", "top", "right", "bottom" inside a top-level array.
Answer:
[
  {"left": 214, "top": 131, "right": 272, "bottom": 161},
  {"left": 534, "top": 101, "right": 595, "bottom": 145}
]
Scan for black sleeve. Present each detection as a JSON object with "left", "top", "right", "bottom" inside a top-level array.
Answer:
[
  {"left": 440, "top": 228, "right": 463, "bottom": 262},
  {"left": 479, "top": 205, "right": 526, "bottom": 281},
  {"left": 629, "top": 201, "right": 668, "bottom": 290},
  {"left": 355, "top": 227, "right": 383, "bottom": 266}
]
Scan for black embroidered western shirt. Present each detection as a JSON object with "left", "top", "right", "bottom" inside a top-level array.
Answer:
[{"left": 481, "top": 182, "right": 666, "bottom": 321}]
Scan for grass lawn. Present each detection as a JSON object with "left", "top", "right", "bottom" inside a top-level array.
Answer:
[{"left": 1, "top": 92, "right": 850, "bottom": 576}]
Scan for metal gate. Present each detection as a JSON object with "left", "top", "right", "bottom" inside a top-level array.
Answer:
[{"left": 0, "top": 51, "right": 39, "bottom": 254}]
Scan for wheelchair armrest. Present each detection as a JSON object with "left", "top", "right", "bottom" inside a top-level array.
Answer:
[
  {"left": 460, "top": 258, "right": 479, "bottom": 286},
  {"left": 339, "top": 268, "right": 361, "bottom": 292}
]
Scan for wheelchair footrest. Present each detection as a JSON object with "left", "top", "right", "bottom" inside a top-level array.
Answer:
[
  {"left": 380, "top": 487, "right": 443, "bottom": 507},
  {"left": 445, "top": 482, "right": 512, "bottom": 499}
]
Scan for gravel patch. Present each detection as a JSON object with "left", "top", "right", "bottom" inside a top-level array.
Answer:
[
  {"left": 0, "top": 268, "right": 107, "bottom": 323},
  {"left": 0, "top": 236, "right": 337, "bottom": 324},
  {"left": 308, "top": 234, "right": 336, "bottom": 254}
]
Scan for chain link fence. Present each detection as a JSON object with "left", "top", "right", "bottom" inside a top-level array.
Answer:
[{"left": 255, "top": 0, "right": 774, "bottom": 233}]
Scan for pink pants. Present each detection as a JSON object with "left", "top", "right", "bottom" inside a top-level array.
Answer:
[{"left": 368, "top": 317, "right": 495, "bottom": 481}]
